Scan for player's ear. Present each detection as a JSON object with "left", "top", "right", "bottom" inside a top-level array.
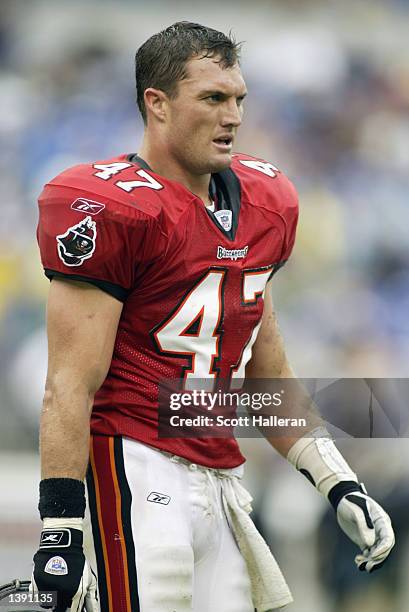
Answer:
[{"left": 144, "top": 88, "right": 168, "bottom": 123}]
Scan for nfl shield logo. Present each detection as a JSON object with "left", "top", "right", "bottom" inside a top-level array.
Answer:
[{"left": 215, "top": 209, "right": 232, "bottom": 232}]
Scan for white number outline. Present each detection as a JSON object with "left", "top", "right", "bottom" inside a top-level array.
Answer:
[
  {"left": 152, "top": 268, "right": 227, "bottom": 387},
  {"left": 151, "top": 265, "right": 275, "bottom": 388},
  {"left": 230, "top": 264, "right": 275, "bottom": 386},
  {"left": 239, "top": 159, "right": 279, "bottom": 178},
  {"left": 93, "top": 162, "right": 164, "bottom": 192}
]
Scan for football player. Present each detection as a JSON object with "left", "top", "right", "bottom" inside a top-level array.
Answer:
[{"left": 32, "top": 21, "right": 394, "bottom": 612}]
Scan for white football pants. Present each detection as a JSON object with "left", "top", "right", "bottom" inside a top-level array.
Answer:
[{"left": 85, "top": 435, "right": 254, "bottom": 612}]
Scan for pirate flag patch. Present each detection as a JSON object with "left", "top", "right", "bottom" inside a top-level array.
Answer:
[{"left": 56, "top": 216, "right": 97, "bottom": 267}]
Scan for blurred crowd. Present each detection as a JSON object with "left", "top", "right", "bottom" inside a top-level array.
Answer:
[{"left": 0, "top": 1, "right": 409, "bottom": 610}]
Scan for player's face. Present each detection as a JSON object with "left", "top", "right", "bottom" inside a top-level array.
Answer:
[{"left": 165, "top": 56, "right": 247, "bottom": 175}]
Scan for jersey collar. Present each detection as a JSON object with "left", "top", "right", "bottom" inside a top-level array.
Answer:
[{"left": 126, "top": 153, "right": 242, "bottom": 241}]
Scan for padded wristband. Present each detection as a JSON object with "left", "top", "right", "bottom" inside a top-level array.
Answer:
[
  {"left": 39, "top": 478, "right": 86, "bottom": 520},
  {"left": 328, "top": 481, "right": 365, "bottom": 511},
  {"left": 287, "top": 427, "right": 358, "bottom": 498}
]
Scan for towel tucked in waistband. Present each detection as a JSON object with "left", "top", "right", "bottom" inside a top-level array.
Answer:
[{"left": 220, "top": 474, "right": 293, "bottom": 612}]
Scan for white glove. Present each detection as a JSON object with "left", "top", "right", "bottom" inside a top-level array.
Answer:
[
  {"left": 30, "top": 518, "right": 99, "bottom": 611},
  {"left": 336, "top": 488, "right": 395, "bottom": 572},
  {"left": 69, "top": 562, "right": 98, "bottom": 612},
  {"left": 287, "top": 428, "right": 395, "bottom": 572}
]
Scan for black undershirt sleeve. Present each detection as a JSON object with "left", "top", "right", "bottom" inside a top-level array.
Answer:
[{"left": 44, "top": 269, "right": 130, "bottom": 302}]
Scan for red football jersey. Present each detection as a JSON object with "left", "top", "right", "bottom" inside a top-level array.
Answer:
[{"left": 37, "top": 153, "right": 298, "bottom": 468}]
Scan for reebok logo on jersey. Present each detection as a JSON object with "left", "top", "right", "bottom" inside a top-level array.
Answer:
[
  {"left": 217, "top": 246, "right": 248, "bottom": 261},
  {"left": 45, "top": 556, "right": 68, "bottom": 576},
  {"left": 71, "top": 198, "right": 105, "bottom": 215},
  {"left": 40, "top": 529, "right": 71, "bottom": 548},
  {"left": 147, "top": 492, "right": 171, "bottom": 505},
  {"left": 56, "top": 216, "right": 97, "bottom": 267}
]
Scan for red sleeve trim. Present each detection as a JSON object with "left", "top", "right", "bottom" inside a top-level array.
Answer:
[{"left": 267, "top": 260, "right": 287, "bottom": 282}]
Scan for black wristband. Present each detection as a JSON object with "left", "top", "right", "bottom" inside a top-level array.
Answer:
[
  {"left": 328, "top": 480, "right": 364, "bottom": 511},
  {"left": 39, "top": 478, "right": 86, "bottom": 520}
]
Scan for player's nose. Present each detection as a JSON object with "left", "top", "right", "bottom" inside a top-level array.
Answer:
[{"left": 220, "top": 99, "right": 242, "bottom": 128}]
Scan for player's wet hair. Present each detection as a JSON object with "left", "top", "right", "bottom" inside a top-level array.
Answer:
[{"left": 135, "top": 21, "right": 242, "bottom": 124}]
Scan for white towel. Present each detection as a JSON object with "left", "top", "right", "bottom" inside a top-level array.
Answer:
[{"left": 219, "top": 474, "right": 293, "bottom": 611}]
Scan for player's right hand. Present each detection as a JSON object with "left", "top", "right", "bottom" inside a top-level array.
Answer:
[{"left": 30, "top": 518, "right": 98, "bottom": 611}]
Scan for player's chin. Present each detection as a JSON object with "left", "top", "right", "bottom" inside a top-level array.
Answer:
[{"left": 207, "top": 152, "right": 233, "bottom": 172}]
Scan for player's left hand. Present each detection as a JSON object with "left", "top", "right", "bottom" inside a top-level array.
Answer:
[{"left": 336, "top": 488, "right": 395, "bottom": 572}]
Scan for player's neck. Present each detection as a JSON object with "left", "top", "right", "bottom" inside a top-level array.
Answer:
[{"left": 138, "top": 139, "right": 212, "bottom": 207}]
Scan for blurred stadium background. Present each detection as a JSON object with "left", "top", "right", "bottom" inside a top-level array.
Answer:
[{"left": 1, "top": 0, "right": 409, "bottom": 610}]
